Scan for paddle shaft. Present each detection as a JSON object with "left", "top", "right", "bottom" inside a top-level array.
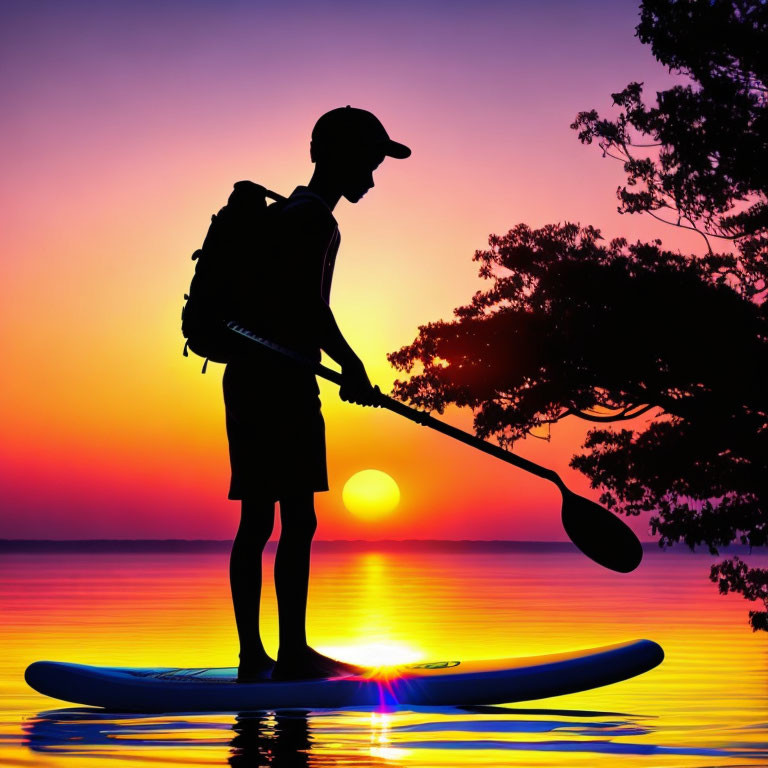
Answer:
[{"left": 226, "top": 322, "right": 563, "bottom": 489}]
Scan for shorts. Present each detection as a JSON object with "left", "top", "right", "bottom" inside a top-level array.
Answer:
[{"left": 222, "top": 357, "right": 329, "bottom": 502}]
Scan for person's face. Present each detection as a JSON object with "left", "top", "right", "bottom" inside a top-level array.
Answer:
[{"left": 338, "top": 148, "right": 386, "bottom": 204}]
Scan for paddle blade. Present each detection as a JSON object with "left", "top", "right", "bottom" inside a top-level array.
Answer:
[{"left": 561, "top": 490, "right": 643, "bottom": 573}]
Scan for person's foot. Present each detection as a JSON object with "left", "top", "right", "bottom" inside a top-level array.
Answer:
[
  {"left": 236, "top": 652, "right": 276, "bottom": 683},
  {"left": 272, "top": 646, "right": 366, "bottom": 681}
]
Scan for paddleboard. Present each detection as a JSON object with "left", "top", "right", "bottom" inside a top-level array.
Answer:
[{"left": 25, "top": 639, "right": 663, "bottom": 712}]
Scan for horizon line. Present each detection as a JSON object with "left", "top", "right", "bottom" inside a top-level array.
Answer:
[
  {"left": 1, "top": 538, "right": 758, "bottom": 555},
  {"left": 0, "top": 537, "right": 642, "bottom": 544}
]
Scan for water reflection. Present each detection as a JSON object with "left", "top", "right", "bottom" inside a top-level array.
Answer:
[
  {"left": 21, "top": 705, "right": 766, "bottom": 764},
  {"left": 22, "top": 708, "right": 389, "bottom": 765},
  {"left": 229, "top": 710, "right": 312, "bottom": 768}
]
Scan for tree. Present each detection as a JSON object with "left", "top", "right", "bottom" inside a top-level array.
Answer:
[{"left": 388, "top": 0, "right": 768, "bottom": 629}]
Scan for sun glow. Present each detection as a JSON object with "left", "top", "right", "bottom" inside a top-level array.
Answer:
[
  {"left": 342, "top": 470, "right": 401, "bottom": 520},
  {"left": 319, "top": 642, "right": 422, "bottom": 668}
]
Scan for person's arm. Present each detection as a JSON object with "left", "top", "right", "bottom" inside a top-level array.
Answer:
[{"left": 315, "top": 298, "right": 380, "bottom": 406}]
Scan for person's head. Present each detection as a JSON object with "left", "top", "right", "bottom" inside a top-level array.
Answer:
[{"left": 310, "top": 106, "right": 411, "bottom": 203}]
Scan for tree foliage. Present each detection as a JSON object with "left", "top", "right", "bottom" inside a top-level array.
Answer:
[
  {"left": 388, "top": 0, "right": 768, "bottom": 628},
  {"left": 571, "top": 0, "right": 767, "bottom": 276}
]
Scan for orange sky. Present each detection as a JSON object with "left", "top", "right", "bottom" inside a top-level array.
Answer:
[{"left": 0, "top": 1, "right": 707, "bottom": 540}]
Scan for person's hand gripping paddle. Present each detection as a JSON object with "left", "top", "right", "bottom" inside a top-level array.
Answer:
[{"left": 227, "top": 322, "right": 643, "bottom": 573}]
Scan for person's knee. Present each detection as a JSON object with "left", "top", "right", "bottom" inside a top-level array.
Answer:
[
  {"left": 238, "top": 497, "right": 276, "bottom": 545},
  {"left": 279, "top": 495, "right": 318, "bottom": 541},
  {"left": 283, "top": 511, "right": 317, "bottom": 541}
]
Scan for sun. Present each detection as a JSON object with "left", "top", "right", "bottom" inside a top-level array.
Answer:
[{"left": 342, "top": 470, "right": 400, "bottom": 520}]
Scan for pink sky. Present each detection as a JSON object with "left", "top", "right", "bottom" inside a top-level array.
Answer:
[{"left": 0, "top": 1, "right": 705, "bottom": 539}]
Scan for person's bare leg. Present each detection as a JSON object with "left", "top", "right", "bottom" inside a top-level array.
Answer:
[
  {"left": 230, "top": 496, "right": 276, "bottom": 681},
  {"left": 272, "top": 491, "right": 364, "bottom": 679},
  {"left": 274, "top": 491, "right": 315, "bottom": 654}
]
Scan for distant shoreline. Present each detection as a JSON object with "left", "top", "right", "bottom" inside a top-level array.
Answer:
[{"left": 0, "top": 539, "right": 763, "bottom": 555}]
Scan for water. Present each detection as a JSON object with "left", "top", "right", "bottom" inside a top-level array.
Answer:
[{"left": 1, "top": 543, "right": 766, "bottom": 767}]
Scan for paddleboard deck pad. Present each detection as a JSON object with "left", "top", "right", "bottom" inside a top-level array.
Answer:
[{"left": 25, "top": 639, "right": 663, "bottom": 712}]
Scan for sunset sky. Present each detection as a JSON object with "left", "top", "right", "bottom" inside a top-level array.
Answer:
[{"left": 1, "top": 0, "right": 706, "bottom": 540}]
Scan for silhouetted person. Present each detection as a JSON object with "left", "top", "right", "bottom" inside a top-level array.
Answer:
[{"left": 225, "top": 107, "right": 411, "bottom": 681}]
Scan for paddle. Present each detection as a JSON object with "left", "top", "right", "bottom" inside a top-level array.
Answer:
[{"left": 226, "top": 322, "right": 643, "bottom": 573}]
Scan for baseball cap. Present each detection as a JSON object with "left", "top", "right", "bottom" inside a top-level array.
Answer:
[{"left": 311, "top": 106, "right": 411, "bottom": 160}]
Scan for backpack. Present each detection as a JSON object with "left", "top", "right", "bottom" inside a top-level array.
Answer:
[{"left": 181, "top": 181, "right": 286, "bottom": 372}]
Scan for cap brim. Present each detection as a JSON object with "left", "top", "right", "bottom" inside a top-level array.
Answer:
[{"left": 383, "top": 139, "right": 411, "bottom": 159}]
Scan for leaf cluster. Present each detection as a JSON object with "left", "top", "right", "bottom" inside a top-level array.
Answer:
[
  {"left": 389, "top": 223, "right": 766, "bottom": 444},
  {"left": 571, "top": 0, "right": 767, "bottom": 277}
]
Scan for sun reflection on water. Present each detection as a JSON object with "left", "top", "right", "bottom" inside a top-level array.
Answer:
[
  {"left": 369, "top": 710, "right": 411, "bottom": 761},
  {"left": 317, "top": 551, "right": 425, "bottom": 669},
  {"left": 319, "top": 641, "right": 422, "bottom": 668}
]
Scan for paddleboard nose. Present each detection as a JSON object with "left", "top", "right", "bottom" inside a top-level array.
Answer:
[{"left": 25, "top": 661, "right": 52, "bottom": 695}]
